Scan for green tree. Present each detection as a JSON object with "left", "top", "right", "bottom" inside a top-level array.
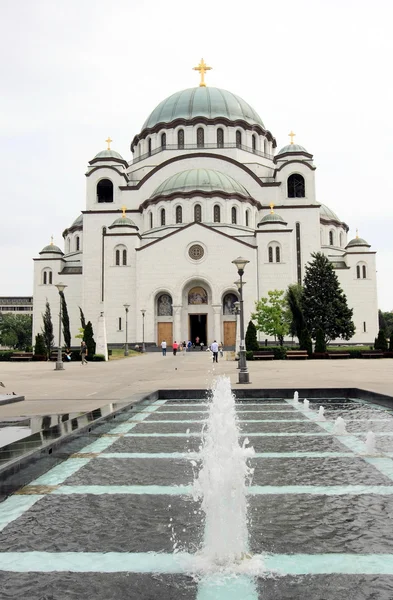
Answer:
[
  {"left": 0, "top": 313, "right": 32, "bottom": 350},
  {"left": 252, "top": 290, "right": 290, "bottom": 346},
  {"left": 302, "top": 252, "right": 355, "bottom": 343},
  {"left": 34, "top": 333, "right": 46, "bottom": 356},
  {"left": 245, "top": 320, "right": 259, "bottom": 351},
  {"left": 380, "top": 311, "right": 393, "bottom": 338},
  {"left": 83, "top": 321, "right": 96, "bottom": 358},
  {"left": 389, "top": 332, "right": 393, "bottom": 352},
  {"left": 374, "top": 329, "right": 388, "bottom": 351},
  {"left": 60, "top": 292, "right": 71, "bottom": 348},
  {"left": 42, "top": 301, "right": 54, "bottom": 359}
]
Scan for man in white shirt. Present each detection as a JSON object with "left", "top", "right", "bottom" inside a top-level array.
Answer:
[
  {"left": 161, "top": 340, "right": 167, "bottom": 356},
  {"left": 210, "top": 340, "right": 219, "bottom": 363}
]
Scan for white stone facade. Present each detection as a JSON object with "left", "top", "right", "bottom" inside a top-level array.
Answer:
[{"left": 33, "top": 85, "right": 378, "bottom": 348}]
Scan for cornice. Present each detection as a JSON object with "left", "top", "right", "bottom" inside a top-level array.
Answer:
[
  {"left": 88, "top": 157, "right": 128, "bottom": 168},
  {"left": 256, "top": 228, "right": 293, "bottom": 233},
  {"left": 140, "top": 190, "right": 261, "bottom": 211},
  {"left": 131, "top": 117, "right": 277, "bottom": 151},
  {"left": 85, "top": 165, "right": 128, "bottom": 181},
  {"left": 274, "top": 151, "right": 313, "bottom": 162},
  {"left": 275, "top": 159, "right": 316, "bottom": 172}
]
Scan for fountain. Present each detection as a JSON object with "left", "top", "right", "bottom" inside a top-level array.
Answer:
[
  {"left": 316, "top": 406, "right": 326, "bottom": 421},
  {"left": 332, "top": 416, "right": 347, "bottom": 435},
  {"left": 365, "top": 431, "right": 377, "bottom": 455},
  {"left": 293, "top": 391, "right": 299, "bottom": 405},
  {"left": 193, "top": 376, "right": 257, "bottom": 568},
  {"left": 303, "top": 399, "right": 310, "bottom": 410}
]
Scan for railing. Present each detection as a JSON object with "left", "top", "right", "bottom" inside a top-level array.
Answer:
[{"left": 132, "top": 143, "right": 274, "bottom": 165}]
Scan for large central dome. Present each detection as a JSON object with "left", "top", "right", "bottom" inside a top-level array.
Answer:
[
  {"left": 142, "top": 87, "right": 264, "bottom": 130},
  {"left": 151, "top": 168, "right": 250, "bottom": 198}
]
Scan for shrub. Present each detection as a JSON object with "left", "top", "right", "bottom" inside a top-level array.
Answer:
[
  {"left": 315, "top": 328, "right": 326, "bottom": 353},
  {"left": 0, "top": 351, "right": 13, "bottom": 361},
  {"left": 245, "top": 321, "right": 259, "bottom": 352},
  {"left": 92, "top": 354, "right": 106, "bottom": 361},
  {"left": 246, "top": 351, "right": 254, "bottom": 361},
  {"left": 299, "top": 329, "right": 312, "bottom": 355},
  {"left": 34, "top": 333, "right": 46, "bottom": 356},
  {"left": 375, "top": 329, "right": 388, "bottom": 351}
]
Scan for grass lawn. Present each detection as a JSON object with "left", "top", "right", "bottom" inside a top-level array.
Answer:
[{"left": 109, "top": 348, "right": 141, "bottom": 360}]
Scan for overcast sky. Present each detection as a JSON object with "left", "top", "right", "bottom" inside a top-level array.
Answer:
[{"left": 1, "top": 0, "right": 392, "bottom": 309}]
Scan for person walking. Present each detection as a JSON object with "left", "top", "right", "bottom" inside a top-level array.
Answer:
[
  {"left": 210, "top": 340, "right": 219, "bottom": 363},
  {"left": 80, "top": 341, "right": 88, "bottom": 365},
  {"left": 173, "top": 341, "right": 179, "bottom": 356},
  {"left": 219, "top": 342, "right": 224, "bottom": 358},
  {"left": 161, "top": 340, "right": 167, "bottom": 356}
]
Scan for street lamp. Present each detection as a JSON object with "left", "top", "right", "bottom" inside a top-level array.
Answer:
[
  {"left": 54, "top": 282, "right": 67, "bottom": 371},
  {"left": 232, "top": 256, "right": 250, "bottom": 384},
  {"left": 124, "top": 304, "right": 130, "bottom": 356},
  {"left": 141, "top": 309, "right": 146, "bottom": 353}
]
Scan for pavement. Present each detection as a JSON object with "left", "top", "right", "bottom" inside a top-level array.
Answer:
[{"left": 0, "top": 352, "right": 392, "bottom": 417}]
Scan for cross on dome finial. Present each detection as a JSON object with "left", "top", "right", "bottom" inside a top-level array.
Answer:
[
  {"left": 50, "top": 235, "right": 54, "bottom": 245},
  {"left": 288, "top": 131, "right": 296, "bottom": 145},
  {"left": 193, "top": 59, "right": 212, "bottom": 87},
  {"left": 269, "top": 202, "right": 275, "bottom": 214},
  {"left": 121, "top": 205, "right": 127, "bottom": 218},
  {"left": 105, "top": 137, "right": 112, "bottom": 150},
  {"left": 356, "top": 228, "right": 359, "bottom": 239}
]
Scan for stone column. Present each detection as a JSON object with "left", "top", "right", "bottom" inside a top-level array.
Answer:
[
  {"left": 212, "top": 304, "right": 222, "bottom": 343},
  {"left": 172, "top": 305, "right": 182, "bottom": 343}
]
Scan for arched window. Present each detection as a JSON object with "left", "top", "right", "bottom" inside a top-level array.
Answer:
[
  {"left": 339, "top": 232, "right": 343, "bottom": 247},
  {"left": 157, "top": 293, "right": 173, "bottom": 316},
  {"left": 115, "top": 245, "right": 126, "bottom": 266},
  {"left": 176, "top": 206, "right": 182, "bottom": 223},
  {"left": 122, "top": 249, "right": 127, "bottom": 266},
  {"left": 76, "top": 236, "right": 80, "bottom": 252},
  {"left": 217, "top": 128, "right": 224, "bottom": 148},
  {"left": 97, "top": 179, "right": 113, "bottom": 203},
  {"left": 276, "top": 247, "right": 281, "bottom": 263},
  {"left": 43, "top": 271, "right": 47, "bottom": 285},
  {"left": 42, "top": 269, "right": 52, "bottom": 285},
  {"left": 231, "top": 207, "right": 237, "bottom": 224},
  {"left": 236, "top": 130, "right": 242, "bottom": 148},
  {"left": 356, "top": 265, "right": 361, "bottom": 279},
  {"left": 197, "top": 127, "right": 204, "bottom": 148},
  {"left": 268, "top": 243, "right": 282, "bottom": 263},
  {"left": 49, "top": 271, "right": 52, "bottom": 284},
  {"left": 362, "top": 265, "right": 367, "bottom": 279},
  {"left": 194, "top": 204, "right": 202, "bottom": 222},
  {"left": 177, "top": 129, "right": 184, "bottom": 149},
  {"left": 149, "top": 212, "right": 153, "bottom": 229},
  {"left": 252, "top": 134, "right": 256, "bottom": 152},
  {"left": 148, "top": 138, "right": 152, "bottom": 156},
  {"left": 287, "top": 174, "right": 305, "bottom": 198},
  {"left": 223, "top": 293, "right": 238, "bottom": 315},
  {"left": 245, "top": 210, "right": 249, "bottom": 227},
  {"left": 213, "top": 205, "right": 221, "bottom": 223},
  {"left": 115, "top": 249, "right": 120, "bottom": 266},
  {"left": 160, "top": 208, "right": 166, "bottom": 226},
  {"left": 268, "top": 247, "right": 273, "bottom": 263},
  {"left": 329, "top": 230, "right": 334, "bottom": 246},
  {"left": 161, "top": 133, "right": 166, "bottom": 149}
]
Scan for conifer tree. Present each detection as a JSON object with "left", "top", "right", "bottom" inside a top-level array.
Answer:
[
  {"left": 42, "top": 301, "right": 54, "bottom": 359},
  {"left": 60, "top": 292, "right": 71, "bottom": 349},
  {"left": 302, "top": 252, "right": 355, "bottom": 344},
  {"left": 34, "top": 333, "right": 46, "bottom": 356},
  {"left": 375, "top": 329, "right": 388, "bottom": 351},
  {"left": 83, "top": 321, "right": 96, "bottom": 359},
  {"left": 245, "top": 320, "right": 259, "bottom": 351}
]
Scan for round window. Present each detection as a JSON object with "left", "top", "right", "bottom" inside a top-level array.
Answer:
[{"left": 188, "top": 244, "right": 204, "bottom": 260}]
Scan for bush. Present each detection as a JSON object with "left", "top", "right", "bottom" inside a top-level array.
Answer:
[
  {"left": 315, "top": 329, "right": 326, "bottom": 353},
  {"left": 92, "top": 354, "right": 106, "bottom": 361},
  {"left": 32, "top": 354, "right": 47, "bottom": 361},
  {"left": 299, "top": 328, "right": 312, "bottom": 355},
  {"left": 0, "top": 351, "right": 13, "bottom": 361},
  {"left": 245, "top": 321, "right": 259, "bottom": 352},
  {"left": 246, "top": 350, "right": 254, "bottom": 361},
  {"left": 375, "top": 329, "right": 388, "bottom": 351},
  {"left": 34, "top": 333, "right": 46, "bottom": 357}
]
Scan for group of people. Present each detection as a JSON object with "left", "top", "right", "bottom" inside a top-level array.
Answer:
[{"left": 161, "top": 339, "right": 223, "bottom": 362}]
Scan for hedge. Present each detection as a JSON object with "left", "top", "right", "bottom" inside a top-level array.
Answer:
[{"left": 0, "top": 351, "right": 13, "bottom": 361}]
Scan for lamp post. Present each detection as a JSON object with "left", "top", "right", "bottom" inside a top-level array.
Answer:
[
  {"left": 124, "top": 304, "right": 130, "bottom": 356},
  {"left": 54, "top": 282, "right": 67, "bottom": 371},
  {"left": 232, "top": 257, "right": 250, "bottom": 384},
  {"left": 141, "top": 309, "right": 146, "bottom": 353}
]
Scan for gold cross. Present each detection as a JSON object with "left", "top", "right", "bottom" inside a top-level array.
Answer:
[
  {"left": 288, "top": 131, "right": 296, "bottom": 145},
  {"left": 193, "top": 58, "right": 212, "bottom": 87},
  {"left": 121, "top": 205, "right": 127, "bottom": 218},
  {"left": 50, "top": 235, "right": 54, "bottom": 245},
  {"left": 356, "top": 228, "right": 359, "bottom": 238},
  {"left": 105, "top": 137, "right": 112, "bottom": 150},
  {"left": 269, "top": 202, "right": 274, "bottom": 214}
]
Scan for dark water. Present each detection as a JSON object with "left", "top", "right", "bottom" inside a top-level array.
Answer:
[{"left": 1, "top": 397, "right": 393, "bottom": 598}]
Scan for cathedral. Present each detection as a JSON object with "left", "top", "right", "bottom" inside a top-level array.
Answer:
[{"left": 33, "top": 60, "right": 378, "bottom": 349}]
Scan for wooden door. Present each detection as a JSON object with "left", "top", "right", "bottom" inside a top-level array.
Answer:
[
  {"left": 157, "top": 322, "right": 173, "bottom": 346},
  {"left": 223, "top": 321, "right": 236, "bottom": 347}
]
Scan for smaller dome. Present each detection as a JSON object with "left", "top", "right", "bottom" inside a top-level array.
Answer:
[
  {"left": 258, "top": 212, "right": 287, "bottom": 227},
  {"left": 151, "top": 168, "right": 250, "bottom": 198},
  {"left": 320, "top": 204, "right": 340, "bottom": 222},
  {"left": 71, "top": 214, "right": 83, "bottom": 228},
  {"left": 109, "top": 216, "right": 138, "bottom": 230},
  {"left": 346, "top": 237, "right": 370, "bottom": 249},
  {"left": 94, "top": 149, "right": 124, "bottom": 160},
  {"left": 277, "top": 144, "right": 308, "bottom": 155},
  {"left": 40, "top": 243, "right": 63, "bottom": 255}
]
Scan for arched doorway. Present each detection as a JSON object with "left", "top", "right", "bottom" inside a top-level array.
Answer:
[{"left": 188, "top": 286, "right": 208, "bottom": 345}]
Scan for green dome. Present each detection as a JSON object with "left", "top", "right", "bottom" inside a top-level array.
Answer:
[
  {"left": 71, "top": 214, "right": 83, "bottom": 228},
  {"left": 346, "top": 237, "right": 370, "bottom": 248},
  {"left": 258, "top": 212, "right": 287, "bottom": 226},
  {"left": 320, "top": 204, "right": 341, "bottom": 222},
  {"left": 142, "top": 87, "right": 264, "bottom": 130},
  {"left": 94, "top": 149, "right": 124, "bottom": 160},
  {"left": 109, "top": 216, "right": 137, "bottom": 229},
  {"left": 277, "top": 143, "right": 308, "bottom": 155},
  {"left": 151, "top": 169, "right": 250, "bottom": 198},
  {"left": 40, "top": 243, "right": 63, "bottom": 255}
]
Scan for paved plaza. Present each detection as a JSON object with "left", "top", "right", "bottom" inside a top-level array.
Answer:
[{"left": 0, "top": 353, "right": 392, "bottom": 417}]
